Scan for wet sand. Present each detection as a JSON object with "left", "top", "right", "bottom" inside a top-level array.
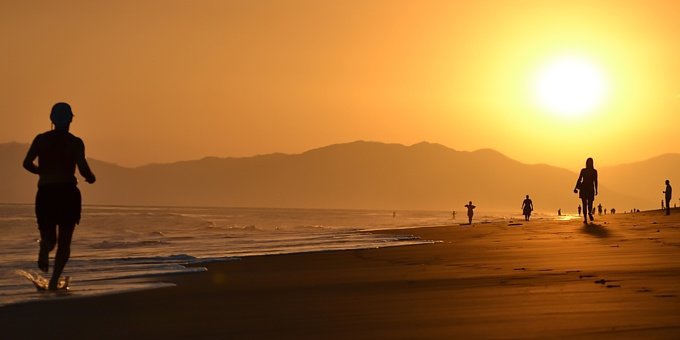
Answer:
[{"left": 2, "top": 210, "right": 679, "bottom": 339}]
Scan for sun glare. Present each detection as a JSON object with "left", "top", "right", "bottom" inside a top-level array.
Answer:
[{"left": 533, "top": 56, "right": 608, "bottom": 118}]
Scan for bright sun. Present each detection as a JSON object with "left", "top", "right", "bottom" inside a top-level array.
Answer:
[{"left": 533, "top": 56, "right": 608, "bottom": 117}]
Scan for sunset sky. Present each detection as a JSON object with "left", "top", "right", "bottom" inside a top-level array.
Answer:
[{"left": 2, "top": 0, "right": 678, "bottom": 169}]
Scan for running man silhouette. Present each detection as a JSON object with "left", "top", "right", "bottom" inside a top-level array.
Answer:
[
  {"left": 23, "top": 103, "right": 96, "bottom": 290},
  {"left": 521, "top": 195, "right": 533, "bottom": 221},
  {"left": 464, "top": 201, "right": 476, "bottom": 225},
  {"left": 574, "top": 158, "right": 598, "bottom": 224},
  {"left": 664, "top": 180, "right": 672, "bottom": 216}
]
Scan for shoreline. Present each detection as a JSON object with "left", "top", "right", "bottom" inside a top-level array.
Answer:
[{"left": 2, "top": 210, "right": 679, "bottom": 338}]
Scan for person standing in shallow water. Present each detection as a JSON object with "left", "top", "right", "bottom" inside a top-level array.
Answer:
[
  {"left": 521, "top": 195, "right": 533, "bottom": 221},
  {"left": 574, "top": 158, "right": 598, "bottom": 224},
  {"left": 23, "top": 103, "right": 96, "bottom": 290},
  {"left": 664, "top": 180, "right": 672, "bottom": 216},
  {"left": 464, "top": 201, "right": 476, "bottom": 225}
]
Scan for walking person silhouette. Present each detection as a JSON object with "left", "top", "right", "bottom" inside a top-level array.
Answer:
[
  {"left": 574, "top": 158, "right": 598, "bottom": 224},
  {"left": 464, "top": 201, "right": 476, "bottom": 225},
  {"left": 23, "top": 103, "right": 96, "bottom": 290},
  {"left": 521, "top": 195, "right": 533, "bottom": 221},
  {"left": 664, "top": 180, "right": 672, "bottom": 216}
]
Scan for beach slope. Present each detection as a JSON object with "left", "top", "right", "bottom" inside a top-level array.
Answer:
[{"left": 2, "top": 210, "right": 679, "bottom": 339}]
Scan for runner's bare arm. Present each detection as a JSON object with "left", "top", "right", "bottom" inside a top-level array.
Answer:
[
  {"left": 76, "top": 139, "right": 96, "bottom": 184},
  {"left": 23, "top": 136, "right": 40, "bottom": 174}
]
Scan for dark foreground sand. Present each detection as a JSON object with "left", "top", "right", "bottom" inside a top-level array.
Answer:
[{"left": 2, "top": 210, "right": 680, "bottom": 339}]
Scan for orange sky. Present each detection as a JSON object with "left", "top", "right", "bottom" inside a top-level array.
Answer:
[{"left": 2, "top": 0, "right": 678, "bottom": 169}]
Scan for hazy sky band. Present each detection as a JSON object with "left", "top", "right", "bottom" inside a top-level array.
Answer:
[{"left": 2, "top": 0, "right": 678, "bottom": 168}]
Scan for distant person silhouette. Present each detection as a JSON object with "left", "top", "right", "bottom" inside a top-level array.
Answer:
[
  {"left": 521, "top": 195, "right": 533, "bottom": 221},
  {"left": 23, "top": 103, "right": 96, "bottom": 290},
  {"left": 611, "top": 208, "right": 616, "bottom": 214},
  {"left": 574, "top": 158, "right": 598, "bottom": 224},
  {"left": 661, "top": 200, "right": 665, "bottom": 211},
  {"left": 597, "top": 203, "right": 603, "bottom": 216},
  {"left": 452, "top": 210, "right": 456, "bottom": 220},
  {"left": 578, "top": 205, "right": 582, "bottom": 216},
  {"left": 464, "top": 201, "right": 476, "bottom": 225},
  {"left": 664, "top": 180, "right": 672, "bottom": 215}
]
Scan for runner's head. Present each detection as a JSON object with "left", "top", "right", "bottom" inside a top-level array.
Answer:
[{"left": 50, "top": 102, "right": 73, "bottom": 130}]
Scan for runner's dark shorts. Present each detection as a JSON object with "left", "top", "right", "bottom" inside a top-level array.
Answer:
[{"left": 35, "top": 184, "right": 81, "bottom": 227}]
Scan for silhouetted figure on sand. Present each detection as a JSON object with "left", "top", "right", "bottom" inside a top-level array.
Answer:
[
  {"left": 611, "top": 208, "right": 616, "bottom": 214},
  {"left": 664, "top": 180, "right": 672, "bottom": 216},
  {"left": 574, "top": 158, "right": 598, "bottom": 224},
  {"left": 661, "top": 200, "right": 665, "bottom": 211},
  {"left": 558, "top": 208, "right": 561, "bottom": 216},
  {"left": 597, "top": 204, "right": 603, "bottom": 216},
  {"left": 464, "top": 201, "right": 476, "bottom": 225},
  {"left": 452, "top": 210, "right": 456, "bottom": 220},
  {"left": 578, "top": 205, "right": 582, "bottom": 216},
  {"left": 521, "top": 195, "right": 533, "bottom": 221},
  {"left": 23, "top": 103, "right": 96, "bottom": 290}
]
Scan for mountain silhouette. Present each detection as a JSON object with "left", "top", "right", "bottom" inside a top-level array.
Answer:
[{"left": 1, "top": 141, "right": 664, "bottom": 211}]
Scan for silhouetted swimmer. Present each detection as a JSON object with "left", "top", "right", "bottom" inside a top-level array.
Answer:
[
  {"left": 574, "top": 158, "right": 598, "bottom": 224},
  {"left": 464, "top": 201, "right": 476, "bottom": 225},
  {"left": 521, "top": 195, "right": 533, "bottom": 221},
  {"left": 23, "top": 103, "right": 96, "bottom": 290},
  {"left": 664, "top": 180, "right": 672, "bottom": 215},
  {"left": 578, "top": 205, "right": 582, "bottom": 216}
]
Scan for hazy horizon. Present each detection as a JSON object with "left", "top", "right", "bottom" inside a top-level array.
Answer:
[{"left": 4, "top": 139, "right": 678, "bottom": 170}]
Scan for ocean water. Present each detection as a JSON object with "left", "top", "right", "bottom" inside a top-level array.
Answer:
[{"left": 0, "top": 204, "right": 492, "bottom": 306}]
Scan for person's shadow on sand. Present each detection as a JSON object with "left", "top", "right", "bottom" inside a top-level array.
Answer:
[{"left": 581, "top": 223, "right": 610, "bottom": 238}]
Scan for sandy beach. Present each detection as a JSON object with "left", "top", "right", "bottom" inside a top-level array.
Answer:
[{"left": 2, "top": 210, "right": 679, "bottom": 339}]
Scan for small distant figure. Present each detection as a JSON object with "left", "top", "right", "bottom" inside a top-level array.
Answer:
[
  {"left": 558, "top": 208, "right": 562, "bottom": 216},
  {"left": 464, "top": 201, "right": 476, "bottom": 225},
  {"left": 452, "top": 210, "right": 456, "bottom": 220},
  {"left": 664, "top": 180, "right": 672, "bottom": 216},
  {"left": 23, "top": 103, "right": 96, "bottom": 290},
  {"left": 574, "top": 158, "right": 598, "bottom": 224},
  {"left": 597, "top": 204, "right": 603, "bottom": 216},
  {"left": 604, "top": 208, "right": 607, "bottom": 215},
  {"left": 521, "top": 195, "right": 533, "bottom": 221},
  {"left": 611, "top": 208, "right": 616, "bottom": 214},
  {"left": 578, "top": 205, "right": 582, "bottom": 216},
  {"left": 393, "top": 211, "right": 396, "bottom": 218},
  {"left": 661, "top": 200, "right": 665, "bottom": 211}
]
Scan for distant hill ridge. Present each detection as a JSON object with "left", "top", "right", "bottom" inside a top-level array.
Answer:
[{"left": 1, "top": 141, "right": 676, "bottom": 211}]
